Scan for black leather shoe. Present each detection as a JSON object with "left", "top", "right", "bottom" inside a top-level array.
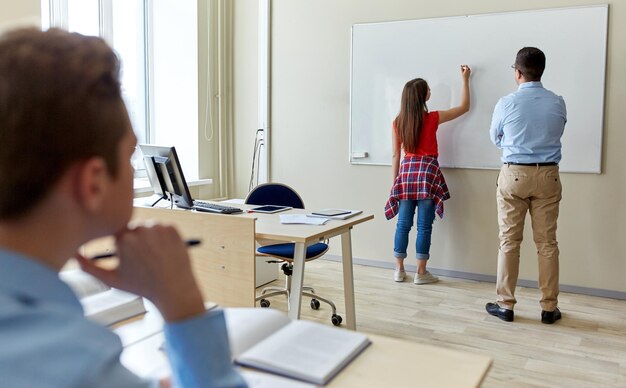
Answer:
[
  {"left": 541, "top": 307, "right": 562, "bottom": 324},
  {"left": 485, "top": 302, "right": 514, "bottom": 322}
]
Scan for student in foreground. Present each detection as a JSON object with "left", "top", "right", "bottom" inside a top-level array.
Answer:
[
  {"left": 0, "top": 28, "right": 246, "bottom": 387},
  {"left": 486, "top": 47, "right": 566, "bottom": 324},
  {"left": 385, "top": 65, "right": 471, "bottom": 284}
]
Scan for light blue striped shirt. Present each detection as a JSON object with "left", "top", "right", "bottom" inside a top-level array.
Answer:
[
  {"left": 489, "top": 82, "right": 567, "bottom": 163},
  {"left": 0, "top": 249, "right": 247, "bottom": 388}
]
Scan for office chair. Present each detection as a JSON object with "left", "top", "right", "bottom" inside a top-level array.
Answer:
[{"left": 245, "top": 183, "right": 342, "bottom": 326}]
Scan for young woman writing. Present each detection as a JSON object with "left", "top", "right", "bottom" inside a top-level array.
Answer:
[{"left": 385, "top": 65, "right": 471, "bottom": 284}]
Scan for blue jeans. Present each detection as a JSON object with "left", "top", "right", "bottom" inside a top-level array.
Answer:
[{"left": 393, "top": 199, "right": 436, "bottom": 260}]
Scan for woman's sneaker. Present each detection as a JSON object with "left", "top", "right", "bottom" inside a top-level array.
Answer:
[
  {"left": 414, "top": 271, "right": 439, "bottom": 285},
  {"left": 393, "top": 269, "right": 406, "bottom": 282}
]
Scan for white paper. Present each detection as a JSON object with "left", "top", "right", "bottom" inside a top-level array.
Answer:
[
  {"left": 225, "top": 308, "right": 291, "bottom": 358},
  {"left": 279, "top": 214, "right": 328, "bottom": 225},
  {"left": 60, "top": 269, "right": 146, "bottom": 326},
  {"left": 60, "top": 269, "right": 110, "bottom": 298},
  {"left": 81, "top": 289, "right": 146, "bottom": 326}
]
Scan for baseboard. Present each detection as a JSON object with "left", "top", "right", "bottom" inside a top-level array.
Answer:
[{"left": 322, "top": 255, "right": 626, "bottom": 301}]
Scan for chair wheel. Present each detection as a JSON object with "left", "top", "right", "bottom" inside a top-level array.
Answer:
[
  {"left": 259, "top": 299, "right": 270, "bottom": 308},
  {"left": 310, "top": 299, "right": 320, "bottom": 310},
  {"left": 331, "top": 314, "right": 343, "bottom": 326}
]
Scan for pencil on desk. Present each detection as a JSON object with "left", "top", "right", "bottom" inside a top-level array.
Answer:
[{"left": 90, "top": 238, "right": 202, "bottom": 260}]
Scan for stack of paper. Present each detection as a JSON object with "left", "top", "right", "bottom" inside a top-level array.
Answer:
[
  {"left": 60, "top": 269, "right": 146, "bottom": 326},
  {"left": 279, "top": 214, "right": 329, "bottom": 225}
]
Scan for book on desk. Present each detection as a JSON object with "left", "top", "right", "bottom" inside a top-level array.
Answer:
[
  {"left": 60, "top": 269, "right": 146, "bottom": 326},
  {"left": 307, "top": 209, "right": 363, "bottom": 220},
  {"left": 225, "top": 308, "right": 371, "bottom": 385}
]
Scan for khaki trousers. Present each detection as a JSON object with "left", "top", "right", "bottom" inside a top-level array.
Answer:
[{"left": 496, "top": 164, "right": 562, "bottom": 311}]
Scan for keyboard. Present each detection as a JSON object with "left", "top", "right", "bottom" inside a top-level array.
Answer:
[{"left": 193, "top": 200, "right": 243, "bottom": 214}]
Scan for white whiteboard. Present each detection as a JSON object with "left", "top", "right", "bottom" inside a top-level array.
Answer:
[{"left": 350, "top": 6, "right": 608, "bottom": 173}]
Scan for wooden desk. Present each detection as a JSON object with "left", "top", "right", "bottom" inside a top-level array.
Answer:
[
  {"left": 331, "top": 334, "right": 491, "bottom": 387},
  {"left": 240, "top": 209, "right": 374, "bottom": 330},
  {"left": 82, "top": 207, "right": 257, "bottom": 307},
  {"left": 85, "top": 206, "right": 373, "bottom": 329},
  {"left": 118, "top": 306, "right": 492, "bottom": 387}
]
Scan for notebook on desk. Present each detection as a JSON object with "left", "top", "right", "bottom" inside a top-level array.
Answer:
[
  {"left": 310, "top": 209, "right": 351, "bottom": 217},
  {"left": 307, "top": 209, "right": 363, "bottom": 220},
  {"left": 225, "top": 308, "right": 370, "bottom": 385}
]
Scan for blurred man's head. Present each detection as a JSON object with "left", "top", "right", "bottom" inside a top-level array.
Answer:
[{"left": 0, "top": 28, "right": 134, "bottom": 229}]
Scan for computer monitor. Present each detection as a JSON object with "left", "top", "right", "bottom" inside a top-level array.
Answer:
[{"left": 138, "top": 144, "right": 194, "bottom": 209}]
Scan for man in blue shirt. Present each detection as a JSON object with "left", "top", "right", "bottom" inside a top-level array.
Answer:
[
  {"left": 0, "top": 28, "right": 247, "bottom": 387},
  {"left": 486, "top": 47, "right": 567, "bottom": 324}
]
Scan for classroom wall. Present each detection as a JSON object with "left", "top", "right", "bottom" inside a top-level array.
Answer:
[
  {"left": 0, "top": 1, "right": 39, "bottom": 33},
  {"left": 232, "top": 0, "right": 626, "bottom": 295}
]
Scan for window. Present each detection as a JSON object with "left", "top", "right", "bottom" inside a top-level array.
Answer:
[
  {"left": 109, "top": 0, "right": 148, "bottom": 147},
  {"left": 67, "top": 0, "right": 99, "bottom": 36},
  {"left": 43, "top": 0, "right": 149, "bottom": 174},
  {"left": 42, "top": 0, "right": 230, "bottom": 196}
]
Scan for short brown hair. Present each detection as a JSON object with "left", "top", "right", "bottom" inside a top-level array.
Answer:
[
  {"left": 0, "top": 28, "right": 129, "bottom": 219},
  {"left": 514, "top": 47, "right": 546, "bottom": 81}
]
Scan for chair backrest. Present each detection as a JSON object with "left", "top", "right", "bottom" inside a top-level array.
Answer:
[{"left": 244, "top": 183, "right": 305, "bottom": 209}]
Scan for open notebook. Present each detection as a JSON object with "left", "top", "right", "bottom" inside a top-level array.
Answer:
[{"left": 225, "top": 308, "right": 370, "bottom": 385}]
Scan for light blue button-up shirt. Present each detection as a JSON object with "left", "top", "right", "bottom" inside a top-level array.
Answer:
[
  {"left": 0, "top": 248, "right": 247, "bottom": 388},
  {"left": 489, "top": 82, "right": 567, "bottom": 164}
]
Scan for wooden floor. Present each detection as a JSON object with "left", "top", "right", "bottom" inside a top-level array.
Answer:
[{"left": 256, "top": 260, "right": 626, "bottom": 387}]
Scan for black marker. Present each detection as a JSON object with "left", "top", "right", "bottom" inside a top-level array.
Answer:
[{"left": 90, "top": 238, "right": 202, "bottom": 260}]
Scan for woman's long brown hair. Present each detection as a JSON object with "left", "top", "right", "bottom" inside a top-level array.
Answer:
[{"left": 394, "top": 78, "right": 429, "bottom": 152}]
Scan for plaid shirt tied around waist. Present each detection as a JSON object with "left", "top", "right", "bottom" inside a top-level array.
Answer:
[{"left": 384, "top": 155, "right": 450, "bottom": 220}]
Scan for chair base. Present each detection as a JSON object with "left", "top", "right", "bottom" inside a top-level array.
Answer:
[
  {"left": 254, "top": 251, "right": 341, "bottom": 325},
  {"left": 256, "top": 288, "right": 336, "bottom": 314},
  {"left": 256, "top": 282, "right": 341, "bottom": 325}
]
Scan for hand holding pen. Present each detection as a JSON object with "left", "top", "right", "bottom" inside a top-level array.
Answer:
[
  {"left": 75, "top": 225, "right": 206, "bottom": 322},
  {"left": 460, "top": 64, "right": 471, "bottom": 81}
]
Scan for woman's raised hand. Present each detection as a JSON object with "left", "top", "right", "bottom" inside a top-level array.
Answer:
[{"left": 460, "top": 65, "right": 471, "bottom": 81}]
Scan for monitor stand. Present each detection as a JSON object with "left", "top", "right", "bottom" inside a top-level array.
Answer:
[{"left": 133, "top": 194, "right": 168, "bottom": 208}]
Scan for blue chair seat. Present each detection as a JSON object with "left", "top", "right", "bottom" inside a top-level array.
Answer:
[{"left": 257, "top": 242, "right": 328, "bottom": 260}]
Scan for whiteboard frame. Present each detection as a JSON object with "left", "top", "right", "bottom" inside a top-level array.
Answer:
[{"left": 349, "top": 5, "right": 608, "bottom": 173}]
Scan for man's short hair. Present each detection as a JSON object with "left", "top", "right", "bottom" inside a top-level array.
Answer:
[
  {"left": 514, "top": 47, "right": 546, "bottom": 81},
  {"left": 0, "top": 28, "right": 129, "bottom": 220}
]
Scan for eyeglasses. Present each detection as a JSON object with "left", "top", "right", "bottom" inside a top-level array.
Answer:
[{"left": 511, "top": 64, "right": 523, "bottom": 75}]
